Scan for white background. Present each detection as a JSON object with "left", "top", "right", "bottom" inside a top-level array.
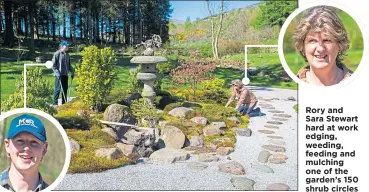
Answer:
[{"left": 298, "top": 0, "right": 369, "bottom": 191}]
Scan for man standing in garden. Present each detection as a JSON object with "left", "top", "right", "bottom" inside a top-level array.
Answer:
[
  {"left": 225, "top": 79, "right": 258, "bottom": 116},
  {"left": 52, "top": 40, "right": 74, "bottom": 106}
]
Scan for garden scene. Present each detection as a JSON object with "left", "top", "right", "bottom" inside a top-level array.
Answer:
[{"left": 1, "top": 0, "right": 298, "bottom": 190}]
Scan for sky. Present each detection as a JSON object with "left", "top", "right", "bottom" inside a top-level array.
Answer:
[{"left": 170, "top": 1, "right": 261, "bottom": 22}]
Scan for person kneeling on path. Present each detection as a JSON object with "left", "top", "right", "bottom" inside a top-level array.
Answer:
[
  {"left": 52, "top": 40, "right": 74, "bottom": 106},
  {"left": 225, "top": 79, "right": 258, "bottom": 115}
]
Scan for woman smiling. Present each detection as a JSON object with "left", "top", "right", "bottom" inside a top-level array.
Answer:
[{"left": 293, "top": 6, "right": 352, "bottom": 86}]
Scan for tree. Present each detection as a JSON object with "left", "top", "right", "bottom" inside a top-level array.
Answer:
[
  {"left": 206, "top": 0, "right": 224, "bottom": 59},
  {"left": 251, "top": 1, "right": 297, "bottom": 29},
  {"left": 3, "top": 0, "right": 14, "bottom": 47},
  {"left": 170, "top": 60, "right": 215, "bottom": 101}
]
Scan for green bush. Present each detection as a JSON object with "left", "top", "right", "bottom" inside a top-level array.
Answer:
[
  {"left": 200, "top": 104, "right": 239, "bottom": 122},
  {"left": 127, "top": 66, "right": 143, "bottom": 94},
  {"left": 130, "top": 98, "right": 162, "bottom": 127},
  {"left": 1, "top": 68, "right": 56, "bottom": 115},
  {"left": 75, "top": 43, "right": 87, "bottom": 53},
  {"left": 76, "top": 45, "right": 117, "bottom": 111},
  {"left": 198, "top": 78, "right": 229, "bottom": 104}
]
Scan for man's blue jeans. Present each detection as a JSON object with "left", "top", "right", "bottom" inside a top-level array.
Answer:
[
  {"left": 53, "top": 75, "right": 68, "bottom": 105},
  {"left": 237, "top": 102, "right": 258, "bottom": 115}
]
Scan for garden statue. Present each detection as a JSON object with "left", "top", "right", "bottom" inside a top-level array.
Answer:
[{"left": 130, "top": 35, "right": 167, "bottom": 104}]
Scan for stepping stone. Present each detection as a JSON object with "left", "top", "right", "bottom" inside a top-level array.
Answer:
[
  {"left": 267, "top": 136, "right": 283, "bottom": 139},
  {"left": 267, "top": 121, "right": 283, "bottom": 125},
  {"left": 262, "top": 106, "right": 275, "bottom": 109},
  {"left": 272, "top": 98, "right": 280, "bottom": 100},
  {"left": 269, "top": 139, "right": 286, "bottom": 146},
  {"left": 267, "top": 183, "right": 290, "bottom": 191},
  {"left": 198, "top": 153, "right": 220, "bottom": 162},
  {"left": 216, "top": 147, "right": 234, "bottom": 156},
  {"left": 273, "top": 114, "right": 292, "bottom": 118},
  {"left": 269, "top": 154, "right": 288, "bottom": 164},
  {"left": 258, "top": 150, "right": 271, "bottom": 163},
  {"left": 258, "top": 130, "right": 275, "bottom": 134},
  {"left": 287, "top": 96, "right": 296, "bottom": 101},
  {"left": 271, "top": 117, "right": 288, "bottom": 122},
  {"left": 264, "top": 125, "right": 279, "bottom": 129},
  {"left": 230, "top": 177, "right": 255, "bottom": 190},
  {"left": 262, "top": 145, "right": 286, "bottom": 152},
  {"left": 251, "top": 164, "right": 274, "bottom": 173},
  {"left": 268, "top": 110, "right": 284, "bottom": 113},
  {"left": 259, "top": 104, "right": 273, "bottom": 107},
  {"left": 233, "top": 128, "right": 252, "bottom": 137},
  {"left": 218, "top": 161, "right": 245, "bottom": 175},
  {"left": 149, "top": 148, "right": 190, "bottom": 164},
  {"left": 187, "top": 162, "right": 208, "bottom": 170}
]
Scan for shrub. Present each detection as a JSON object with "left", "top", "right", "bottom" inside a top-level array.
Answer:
[
  {"left": 76, "top": 46, "right": 117, "bottom": 112},
  {"left": 75, "top": 43, "right": 86, "bottom": 53},
  {"left": 198, "top": 78, "right": 229, "bottom": 104},
  {"left": 170, "top": 61, "right": 216, "bottom": 101},
  {"left": 200, "top": 104, "right": 239, "bottom": 122},
  {"left": 218, "top": 40, "right": 244, "bottom": 56},
  {"left": 1, "top": 68, "right": 56, "bottom": 115},
  {"left": 130, "top": 98, "right": 162, "bottom": 127},
  {"left": 127, "top": 66, "right": 143, "bottom": 94}
]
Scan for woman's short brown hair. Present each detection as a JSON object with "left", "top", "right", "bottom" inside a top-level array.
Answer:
[{"left": 292, "top": 6, "right": 349, "bottom": 63}]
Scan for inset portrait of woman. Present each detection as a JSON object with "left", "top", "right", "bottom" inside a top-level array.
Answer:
[{"left": 281, "top": 5, "right": 364, "bottom": 87}]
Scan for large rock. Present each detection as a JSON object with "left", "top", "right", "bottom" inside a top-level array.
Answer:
[
  {"left": 231, "top": 177, "right": 255, "bottom": 190},
  {"left": 116, "top": 143, "right": 137, "bottom": 157},
  {"left": 218, "top": 161, "right": 245, "bottom": 175},
  {"left": 211, "top": 121, "right": 227, "bottom": 130},
  {"left": 95, "top": 148, "right": 122, "bottom": 160},
  {"left": 262, "top": 145, "right": 286, "bottom": 152},
  {"left": 258, "top": 150, "right": 271, "bottom": 163},
  {"left": 149, "top": 148, "right": 190, "bottom": 164},
  {"left": 168, "top": 107, "right": 193, "bottom": 118},
  {"left": 233, "top": 128, "right": 252, "bottom": 137},
  {"left": 190, "top": 136, "right": 204, "bottom": 147},
  {"left": 69, "top": 138, "right": 80, "bottom": 153},
  {"left": 203, "top": 125, "right": 222, "bottom": 136},
  {"left": 267, "top": 183, "right": 290, "bottom": 191},
  {"left": 122, "top": 129, "right": 144, "bottom": 145},
  {"left": 103, "top": 104, "right": 137, "bottom": 125},
  {"left": 187, "top": 162, "right": 208, "bottom": 170},
  {"left": 198, "top": 153, "right": 220, "bottom": 162},
  {"left": 216, "top": 147, "right": 234, "bottom": 156},
  {"left": 101, "top": 128, "right": 118, "bottom": 141},
  {"left": 190, "top": 117, "right": 208, "bottom": 125},
  {"left": 160, "top": 126, "right": 185, "bottom": 149}
]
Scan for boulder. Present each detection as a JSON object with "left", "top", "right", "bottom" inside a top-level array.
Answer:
[
  {"left": 122, "top": 129, "right": 144, "bottom": 145},
  {"left": 218, "top": 161, "right": 245, "bottom": 175},
  {"left": 190, "top": 117, "right": 208, "bottom": 125},
  {"left": 101, "top": 128, "right": 118, "bottom": 141},
  {"left": 95, "top": 148, "right": 122, "bottom": 160},
  {"left": 189, "top": 136, "right": 204, "bottom": 147},
  {"left": 69, "top": 138, "right": 80, "bottom": 153},
  {"left": 203, "top": 125, "right": 222, "bottom": 137},
  {"left": 149, "top": 148, "right": 190, "bottom": 164},
  {"left": 230, "top": 177, "right": 255, "bottom": 190},
  {"left": 103, "top": 104, "right": 137, "bottom": 130},
  {"left": 233, "top": 128, "right": 252, "bottom": 137},
  {"left": 160, "top": 126, "right": 185, "bottom": 149},
  {"left": 198, "top": 153, "right": 220, "bottom": 162},
  {"left": 168, "top": 107, "right": 193, "bottom": 118},
  {"left": 216, "top": 147, "right": 234, "bottom": 156},
  {"left": 116, "top": 143, "right": 137, "bottom": 157}
]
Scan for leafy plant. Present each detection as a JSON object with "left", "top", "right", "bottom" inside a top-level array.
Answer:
[
  {"left": 170, "top": 61, "right": 216, "bottom": 101},
  {"left": 75, "top": 46, "right": 117, "bottom": 112},
  {"left": 128, "top": 66, "right": 143, "bottom": 94},
  {"left": 1, "top": 68, "right": 56, "bottom": 115},
  {"left": 198, "top": 78, "right": 229, "bottom": 104},
  {"left": 130, "top": 98, "right": 162, "bottom": 127}
]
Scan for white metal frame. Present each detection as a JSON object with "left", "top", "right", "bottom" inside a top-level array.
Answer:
[{"left": 243, "top": 45, "right": 278, "bottom": 85}]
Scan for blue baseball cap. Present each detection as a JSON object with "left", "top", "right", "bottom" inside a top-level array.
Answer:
[
  {"left": 7, "top": 114, "right": 47, "bottom": 142},
  {"left": 60, "top": 40, "right": 69, "bottom": 47}
]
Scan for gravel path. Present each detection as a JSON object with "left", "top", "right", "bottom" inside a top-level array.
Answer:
[{"left": 55, "top": 86, "right": 297, "bottom": 191}]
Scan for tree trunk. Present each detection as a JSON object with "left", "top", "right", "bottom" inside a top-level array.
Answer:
[
  {"left": 113, "top": 17, "right": 116, "bottom": 43},
  {"left": 100, "top": 15, "right": 104, "bottom": 44},
  {"left": 51, "top": 6, "right": 56, "bottom": 41},
  {"left": 95, "top": 9, "right": 99, "bottom": 42},
  {"left": 70, "top": 0, "right": 75, "bottom": 42},
  {"left": 63, "top": 12, "right": 66, "bottom": 38},
  {"left": 0, "top": 8, "right": 3, "bottom": 33},
  {"left": 214, "top": 1, "right": 224, "bottom": 59},
  {"left": 24, "top": 8, "right": 29, "bottom": 38},
  {"left": 4, "top": 0, "right": 15, "bottom": 47},
  {"left": 17, "top": 17, "right": 22, "bottom": 35},
  {"left": 28, "top": 1, "right": 35, "bottom": 54},
  {"left": 206, "top": 0, "right": 215, "bottom": 58}
]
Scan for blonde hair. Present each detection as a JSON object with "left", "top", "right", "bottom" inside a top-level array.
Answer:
[{"left": 293, "top": 6, "right": 349, "bottom": 64}]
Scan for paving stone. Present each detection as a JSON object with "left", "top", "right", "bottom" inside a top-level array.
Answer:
[
  {"left": 267, "top": 121, "right": 283, "bottom": 125},
  {"left": 259, "top": 104, "right": 273, "bottom": 107},
  {"left": 269, "top": 139, "right": 286, "bottom": 146},
  {"left": 267, "top": 136, "right": 284, "bottom": 139},
  {"left": 198, "top": 153, "right": 220, "bottom": 162},
  {"left": 262, "top": 106, "right": 275, "bottom": 109},
  {"left": 187, "top": 162, "right": 208, "bottom": 170},
  {"left": 268, "top": 110, "right": 284, "bottom": 113},
  {"left": 230, "top": 177, "right": 255, "bottom": 190},
  {"left": 267, "top": 183, "right": 290, "bottom": 191},
  {"left": 258, "top": 130, "right": 275, "bottom": 134},
  {"left": 258, "top": 150, "right": 271, "bottom": 163},
  {"left": 218, "top": 161, "right": 245, "bottom": 175},
  {"left": 262, "top": 145, "right": 286, "bottom": 152},
  {"left": 269, "top": 154, "right": 288, "bottom": 164},
  {"left": 233, "top": 128, "right": 252, "bottom": 137},
  {"left": 271, "top": 117, "right": 289, "bottom": 122},
  {"left": 273, "top": 114, "right": 292, "bottom": 118},
  {"left": 251, "top": 164, "right": 274, "bottom": 173},
  {"left": 264, "top": 125, "right": 279, "bottom": 129}
]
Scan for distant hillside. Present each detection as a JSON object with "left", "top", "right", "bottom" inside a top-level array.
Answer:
[{"left": 170, "top": 19, "right": 185, "bottom": 25}]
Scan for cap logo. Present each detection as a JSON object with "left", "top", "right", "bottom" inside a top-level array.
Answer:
[{"left": 16, "top": 118, "right": 38, "bottom": 128}]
